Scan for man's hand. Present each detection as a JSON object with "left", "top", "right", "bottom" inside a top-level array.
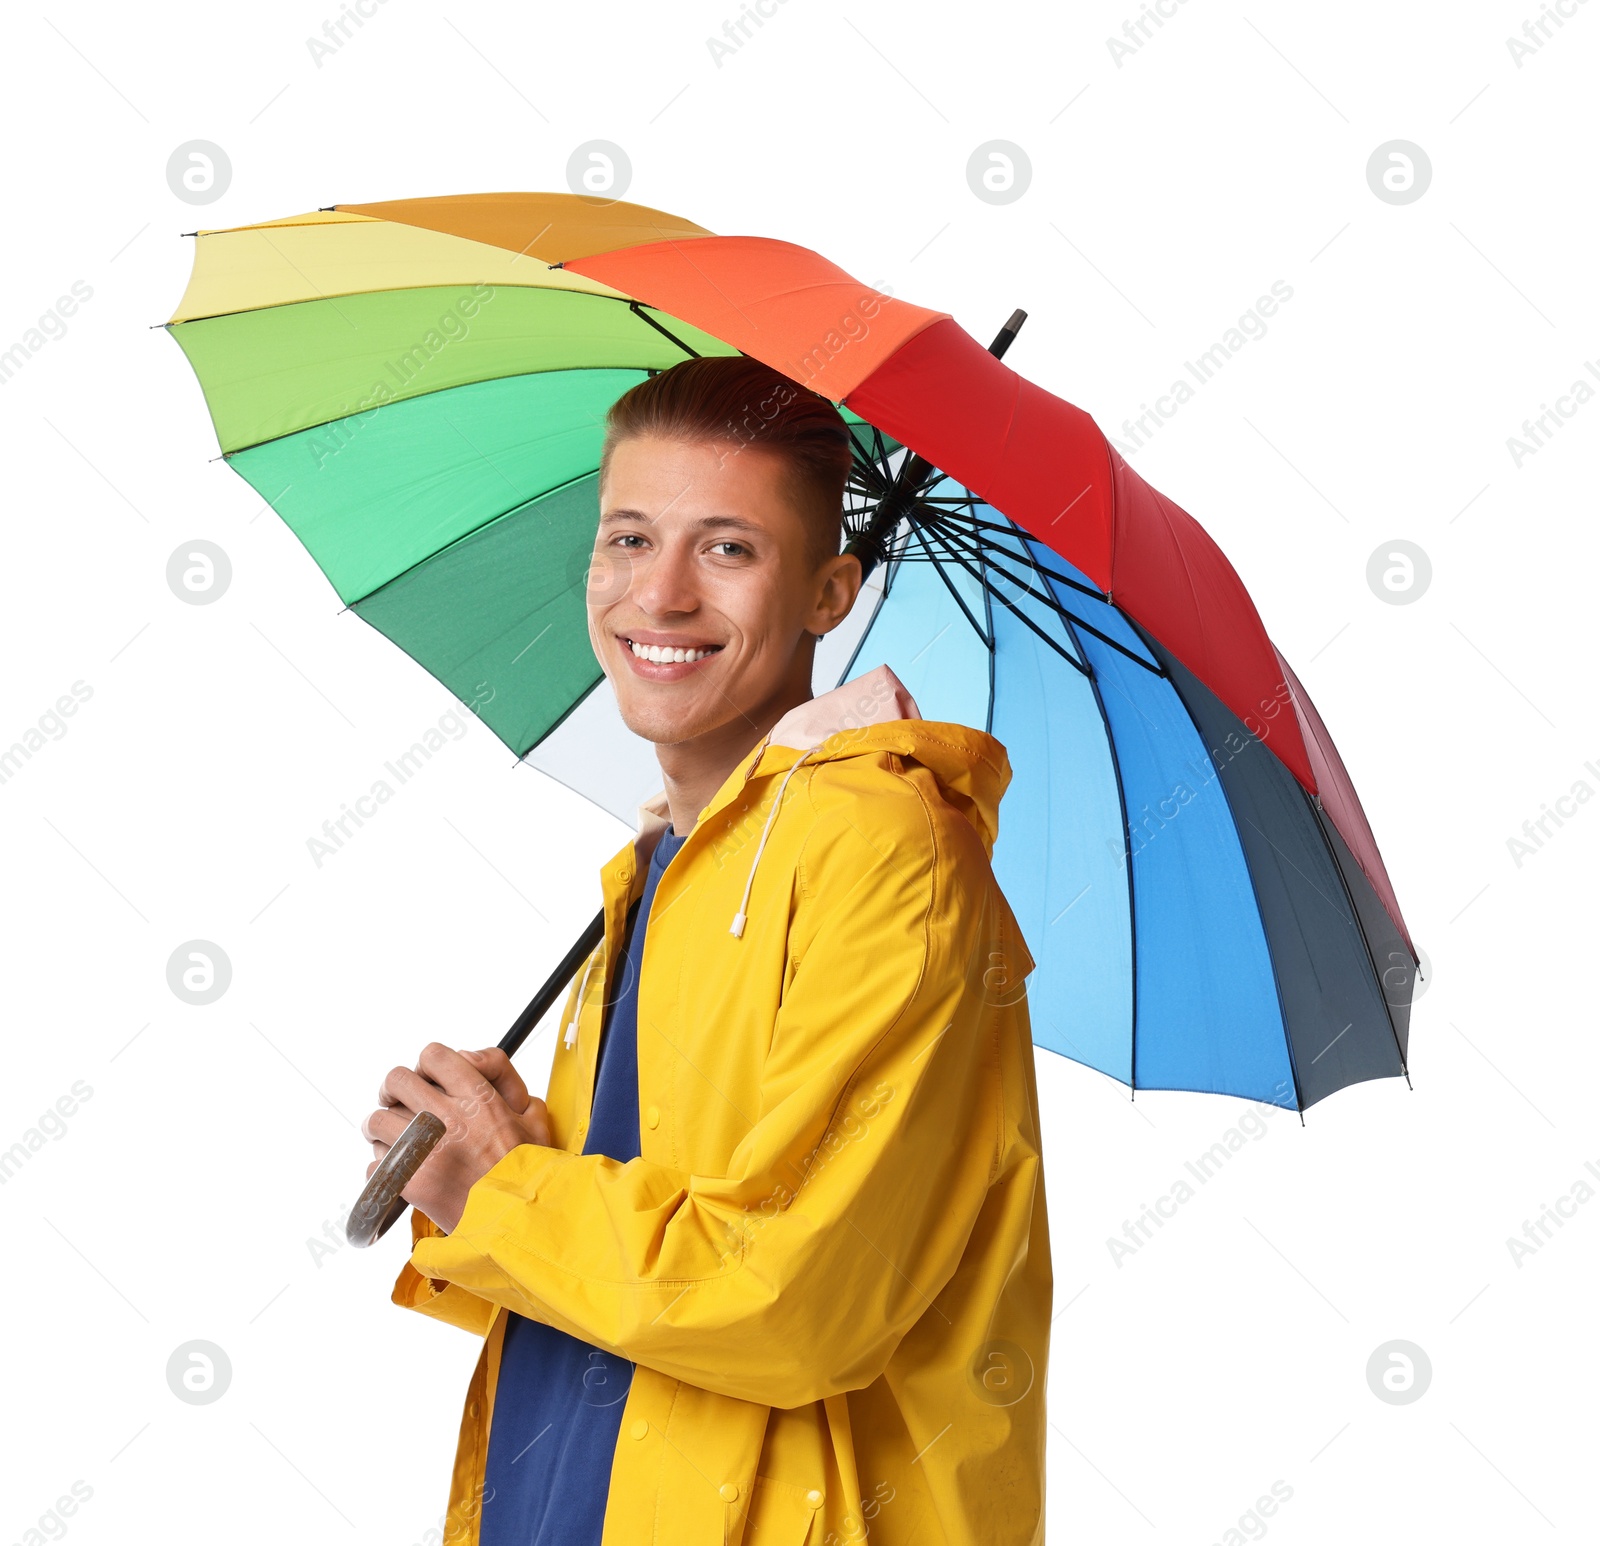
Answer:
[{"left": 362, "top": 1043, "right": 553, "bottom": 1234}]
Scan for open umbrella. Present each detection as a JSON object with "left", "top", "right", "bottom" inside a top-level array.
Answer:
[{"left": 166, "top": 193, "right": 1418, "bottom": 1234}]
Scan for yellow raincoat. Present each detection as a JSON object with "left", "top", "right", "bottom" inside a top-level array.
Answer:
[{"left": 393, "top": 665, "right": 1051, "bottom": 1545}]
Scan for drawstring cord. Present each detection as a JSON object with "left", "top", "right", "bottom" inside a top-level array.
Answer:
[
  {"left": 562, "top": 947, "right": 602, "bottom": 1048},
  {"left": 730, "top": 750, "right": 814, "bottom": 939},
  {"left": 568, "top": 750, "right": 813, "bottom": 1020}
]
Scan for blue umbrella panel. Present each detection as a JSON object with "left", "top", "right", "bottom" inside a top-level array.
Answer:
[{"left": 840, "top": 478, "right": 1410, "bottom": 1114}]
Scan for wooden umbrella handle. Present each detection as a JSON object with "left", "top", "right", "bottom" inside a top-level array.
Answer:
[
  {"left": 346, "top": 1112, "right": 447, "bottom": 1248},
  {"left": 342, "top": 907, "right": 608, "bottom": 1249}
]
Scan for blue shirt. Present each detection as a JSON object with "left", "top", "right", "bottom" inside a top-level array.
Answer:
[{"left": 478, "top": 825, "right": 687, "bottom": 1546}]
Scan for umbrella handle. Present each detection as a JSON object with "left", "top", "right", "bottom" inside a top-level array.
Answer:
[
  {"left": 344, "top": 907, "right": 608, "bottom": 1247},
  {"left": 346, "top": 1111, "right": 447, "bottom": 1248}
]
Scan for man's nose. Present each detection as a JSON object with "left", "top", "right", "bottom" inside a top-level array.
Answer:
[{"left": 630, "top": 539, "right": 698, "bottom": 616}]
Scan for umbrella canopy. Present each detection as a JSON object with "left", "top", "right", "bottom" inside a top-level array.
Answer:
[{"left": 167, "top": 192, "right": 1418, "bottom": 1113}]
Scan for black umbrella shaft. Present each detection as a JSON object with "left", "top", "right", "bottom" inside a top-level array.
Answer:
[
  {"left": 500, "top": 906, "right": 607, "bottom": 1057},
  {"left": 847, "top": 308, "right": 1027, "bottom": 584}
]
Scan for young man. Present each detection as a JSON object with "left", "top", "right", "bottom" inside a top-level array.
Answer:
[{"left": 364, "top": 357, "right": 1051, "bottom": 1545}]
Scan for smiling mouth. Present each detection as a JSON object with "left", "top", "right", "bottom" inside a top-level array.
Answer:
[{"left": 621, "top": 638, "right": 724, "bottom": 665}]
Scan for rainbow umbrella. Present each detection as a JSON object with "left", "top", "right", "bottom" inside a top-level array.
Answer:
[{"left": 167, "top": 192, "right": 1419, "bottom": 1114}]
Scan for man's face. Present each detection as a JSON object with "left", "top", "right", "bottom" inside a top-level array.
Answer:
[{"left": 588, "top": 434, "right": 857, "bottom": 747}]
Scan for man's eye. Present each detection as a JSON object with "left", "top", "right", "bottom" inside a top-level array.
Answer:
[
  {"left": 711, "top": 541, "right": 747, "bottom": 557},
  {"left": 611, "top": 533, "right": 647, "bottom": 549}
]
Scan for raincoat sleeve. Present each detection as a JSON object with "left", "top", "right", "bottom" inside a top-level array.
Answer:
[{"left": 408, "top": 780, "right": 1021, "bottom": 1408}]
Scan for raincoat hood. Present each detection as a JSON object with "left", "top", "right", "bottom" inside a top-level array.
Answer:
[
  {"left": 634, "top": 663, "right": 1013, "bottom": 920},
  {"left": 762, "top": 662, "right": 1011, "bottom": 854}
]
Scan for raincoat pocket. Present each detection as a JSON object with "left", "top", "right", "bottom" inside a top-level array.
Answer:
[{"left": 740, "top": 1476, "right": 823, "bottom": 1546}]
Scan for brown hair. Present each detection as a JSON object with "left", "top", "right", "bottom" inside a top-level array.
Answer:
[{"left": 599, "top": 355, "right": 855, "bottom": 564}]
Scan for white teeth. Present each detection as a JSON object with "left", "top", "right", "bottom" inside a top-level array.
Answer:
[{"left": 628, "top": 640, "right": 714, "bottom": 664}]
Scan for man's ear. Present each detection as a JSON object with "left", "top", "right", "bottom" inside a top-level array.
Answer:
[{"left": 811, "top": 551, "right": 863, "bottom": 636}]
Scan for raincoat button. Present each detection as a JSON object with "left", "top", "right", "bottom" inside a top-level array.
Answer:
[
  {"left": 629, "top": 1419, "right": 648, "bottom": 1441},
  {"left": 719, "top": 1483, "right": 740, "bottom": 1502},
  {"left": 467, "top": 1401, "right": 480, "bottom": 1418},
  {"left": 805, "top": 1490, "right": 823, "bottom": 1508},
  {"left": 645, "top": 1105, "right": 660, "bottom": 1129}
]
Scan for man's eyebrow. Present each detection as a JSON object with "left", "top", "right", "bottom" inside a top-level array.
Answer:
[{"left": 598, "top": 510, "right": 765, "bottom": 535}]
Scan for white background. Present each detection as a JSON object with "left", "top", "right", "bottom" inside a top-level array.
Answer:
[{"left": 1, "top": 2, "right": 1595, "bottom": 1541}]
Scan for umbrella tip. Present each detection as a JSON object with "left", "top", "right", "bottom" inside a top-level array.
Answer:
[{"left": 988, "top": 309, "right": 1028, "bottom": 360}]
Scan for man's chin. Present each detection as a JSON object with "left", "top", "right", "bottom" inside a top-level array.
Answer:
[{"left": 614, "top": 695, "right": 722, "bottom": 748}]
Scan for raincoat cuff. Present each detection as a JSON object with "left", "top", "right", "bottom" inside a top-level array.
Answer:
[
  {"left": 391, "top": 1204, "right": 500, "bottom": 1337},
  {"left": 401, "top": 1206, "right": 449, "bottom": 1293},
  {"left": 408, "top": 1142, "right": 572, "bottom": 1294}
]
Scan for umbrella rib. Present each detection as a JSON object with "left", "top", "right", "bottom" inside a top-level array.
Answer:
[
  {"left": 920, "top": 514, "right": 1069, "bottom": 613},
  {"left": 923, "top": 515, "right": 1165, "bottom": 679},
  {"left": 880, "top": 484, "right": 1106, "bottom": 598},
  {"left": 1051, "top": 604, "right": 1141, "bottom": 1093},
  {"left": 978, "top": 513, "right": 997, "bottom": 735},
  {"left": 925, "top": 507, "right": 1108, "bottom": 602},
  {"left": 910, "top": 496, "right": 1108, "bottom": 595},
  {"left": 1007, "top": 532, "right": 1168, "bottom": 678},
  {"left": 906, "top": 519, "right": 994, "bottom": 648},
  {"left": 863, "top": 426, "right": 898, "bottom": 480},
  {"left": 844, "top": 447, "right": 1143, "bottom": 674},
  {"left": 846, "top": 434, "right": 899, "bottom": 514},
  {"left": 917, "top": 523, "right": 1091, "bottom": 679},
  {"left": 628, "top": 301, "right": 701, "bottom": 359}
]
